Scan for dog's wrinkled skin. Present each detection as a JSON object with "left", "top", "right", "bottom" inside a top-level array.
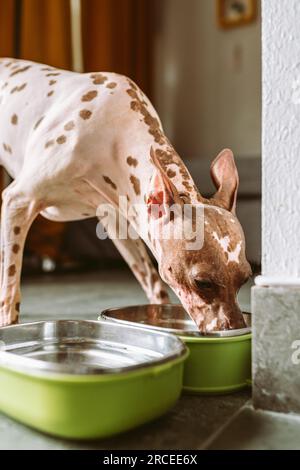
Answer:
[{"left": 0, "top": 58, "right": 251, "bottom": 331}]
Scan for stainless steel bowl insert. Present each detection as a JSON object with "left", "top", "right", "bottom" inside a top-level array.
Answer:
[
  {"left": 0, "top": 319, "right": 187, "bottom": 376},
  {"left": 100, "top": 304, "right": 251, "bottom": 337}
]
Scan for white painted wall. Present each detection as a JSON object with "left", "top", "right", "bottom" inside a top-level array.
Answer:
[
  {"left": 154, "top": 0, "right": 261, "bottom": 160},
  {"left": 260, "top": 0, "right": 300, "bottom": 280}
]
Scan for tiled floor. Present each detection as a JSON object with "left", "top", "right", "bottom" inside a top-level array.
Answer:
[
  {"left": 0, "top": 268, "right": 252, "bottom": 450},
  {"left": 204, "top": 404, "right": 300, "bottom": 450}
]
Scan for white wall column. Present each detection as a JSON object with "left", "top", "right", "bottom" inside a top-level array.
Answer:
[{"left": 253, "top": 0, "right": 300, "bottom": 413}]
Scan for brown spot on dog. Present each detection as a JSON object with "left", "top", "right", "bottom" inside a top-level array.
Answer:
[
  {"left": 103, "top": 175, "right": 117, "bottom": 190},
  {"left": 47, "top": 90, "right": 54, "bottom": 97},
  {"left": 45, "top": 140, "right": 55, "bottom": 149},
  {"left": 106, "top": 82, "right": 117, "bottom": 89},
  {"left": 127, "top": 79, "right": 137, "bottom": 90},
  {"left": 64, "top": 121, "right": 75, "bottom": 131},
  {"left": 9, "top": 65, "right": 31, "bottom": 77},
  {"left": 140, "top": 271, "right": 148, "bottom": 285},
  {"left": 130, "top": 101, "right": 141, "bottom": 112},
  {"left": 11, "top": 83, "right": 27, "bottom": 94},
  {"left": 79, "top": 109, "right": 92, "bottom": 120},
  {"left": 8, "top": 264, "right": 16, "bottom": 276},
  {"left": 57, "top": 135, "right": 67, "bottom": 144},
  {"left": 159, "top": 290, "right": 169, "bottom": 300},
  {"left": 34, "top": 116, "right": 44, "bottom": 130},
  {"left": 127, "top": 88, "right": 137, "bottom": 99},
  {"left": 179, "top": 166, "right": 190, "bottom": 181},
  {"left": 126, "top": 156, "right": 138, "bottom": 167},
  {"left": 49, "top": 79, "right": 57, "bottom": 86},
  {"left": 14, "top": 226, "right": 21, "bottom": 235},
  {"left": 182, "top": 181, "right": 193, "bottom": 192},
  {"left": 180, "top": 193, "right": 192, "bottom": 204},
  {"left": 167, "top": 168, "right": 176, "bottom": 178},
  {"left": 11, "top": 114, "right": 18, "bottom": 125},
  {"left": 153, "top": 148, "right": 197, "bottom": 198},
  {"left": 12, "top": 244, "right": 20, "bottom": 254},
  {"left": 81, "top": 90, "right": 98, "bottom": 102},
  {"left": 130, "top": 175, "right": 141, "bottom": 196},
  {"left": 151, "top": 272, "right": 159, "bottom": 285},
  {"left": 15, "top": 302, "right": 20, "bottom": 312},
  {"left": 126, "top": 83, "right": 165, "bottom": 145},
  {"left": 145, "top": 115, "right": 164, "bottom": 145},
  {"left": 3, "top": 143, "right": 12, "bottom": 154},
  {"left": 155, "top": 149, "right": 174, "bottom": 167},
  {"left": 132, "top": 263, "right": 147, "bottom": 286},
  {"left": 91, "top": 73, "right": 107, "bottom": 85}
]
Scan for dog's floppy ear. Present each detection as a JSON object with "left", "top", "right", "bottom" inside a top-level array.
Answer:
[
  {"left": 147, "top": 147, "right": 182, "bottom": 219},
  {"left": 210, "top": 148, "right": 239, "bottom": 213}
]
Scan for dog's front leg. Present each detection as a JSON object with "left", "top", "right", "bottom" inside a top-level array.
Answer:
[
  {"left": 99, "top": 216, "right": 170, "bottom": 304},
  {"left": 0, "top": 183, "right": 40, "bottom": 326}
]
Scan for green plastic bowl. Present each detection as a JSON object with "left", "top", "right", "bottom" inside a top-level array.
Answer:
[
  {"left": 0, "top": 320, "right": 188, "bottom": 439},
  {"left": 180, "top": 333, "right": 251, "bottom": 394},
  {"left": 101, "top": 305, "right": 252, "bottom": 395}
]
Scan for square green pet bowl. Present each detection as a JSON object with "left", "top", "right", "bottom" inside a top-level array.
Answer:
[
  {"left": 101, "top": 304, "right": 252, "bottom": 395},
  {"left": 0, "top": 320, "right": 188, "bottom": 439}
]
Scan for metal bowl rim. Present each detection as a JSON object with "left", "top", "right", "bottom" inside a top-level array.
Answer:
[
  {"left": 100, "top": 304, "right": 251, "bottom": 338},
  {"left": 0, "top": 319, "right": 188, "bottom": 378}
]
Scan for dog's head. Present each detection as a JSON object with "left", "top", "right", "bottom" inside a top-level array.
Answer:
[{"left": 147, "top": 148, "right": 251, "bottom": 332}]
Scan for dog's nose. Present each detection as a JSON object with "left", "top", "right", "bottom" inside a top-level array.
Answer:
[
  {"left": 228, "top": 307, "right": 246, "bottom": 329},
  {"left": 213, "top": 303, "right": 246, "bottom": 331}
]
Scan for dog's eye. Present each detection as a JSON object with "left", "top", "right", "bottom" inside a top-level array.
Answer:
[{"left": 195, "top": 279, "right": 214, "bottom": 290}]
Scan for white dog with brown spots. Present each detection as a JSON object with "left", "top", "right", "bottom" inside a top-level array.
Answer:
[{"left": 0, "top": 58, "right": 251, "bottom": 331}]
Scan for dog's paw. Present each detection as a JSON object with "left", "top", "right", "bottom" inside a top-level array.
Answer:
[{"left": 0, "top": 299, "right": 20, "bottom": 326}]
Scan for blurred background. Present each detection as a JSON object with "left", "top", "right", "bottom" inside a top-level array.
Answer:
[{"left": 0, "top": 0, "right": 261, "bottom": 275}]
